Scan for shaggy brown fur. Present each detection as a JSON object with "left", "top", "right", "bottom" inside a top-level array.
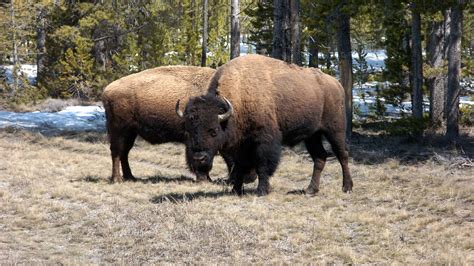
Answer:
[
  {"left": 181, "top": 55, "right": 353, "bottom": 196},
  {"left": 102, "top": 66, "right": 216, "bottom": 183}
]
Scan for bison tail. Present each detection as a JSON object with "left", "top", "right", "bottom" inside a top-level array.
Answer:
[{"left": 102, "top": 98, "right": 113, "bottom": 140}]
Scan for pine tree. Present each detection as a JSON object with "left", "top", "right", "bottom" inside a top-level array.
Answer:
[
  {"left": 354, "top": 44, "right": 369, "bottom": 87},
  {"left": 207, "top": 0, "right": 230, "bottom": 67},
  {"left": 446, "top": 0, "right": 466, "bottom": 142},
  {"left": 290, "top": 0, "right": 301, "bottom": 65},
  {"left": 335, "top": 0, "right": 353, "bottom": 139},
  {"left": 245, "top": 0, "right": 273, "bottom": 55},
  {"left": 380, "top": 1, "right": 412, "bottom": 111},
  {"left": 230, "top": 0, "right": 240, "bottom": 59},
  {"left": 410, "top": 2, "right": 423, "bottom": 119},
  {"left": 426, "top": 9, "right": 450, "bottom": 129},
  {"left": 201, "top": 0, "right": 208, "bottom": 66},
  {"left": 301, "top": 0, "right": 336, "bottom": 71}
]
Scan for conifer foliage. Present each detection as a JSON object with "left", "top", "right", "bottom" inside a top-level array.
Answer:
[{"left": 0, "top": 0, "right": 472, "bottom": 140}]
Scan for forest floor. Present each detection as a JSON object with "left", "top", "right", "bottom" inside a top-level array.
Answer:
[{"left": 0, "top": 127, "right": 473, "bottom": 264}]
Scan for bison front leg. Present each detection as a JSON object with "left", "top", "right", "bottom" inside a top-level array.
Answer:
[
  {"left": 222, "top": 154, "right": 258, "bottom": 185},
  {"left": 255, "top": 140, "right": 282, "bottom": 196},
  {"left": 228, "top": 165, "right": 252, "bottom": 196}
]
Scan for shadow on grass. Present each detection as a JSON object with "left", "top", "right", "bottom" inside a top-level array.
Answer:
[
  {"left": 135, "top": 175, "right": 196, "bottom": 184},
  {"left": 76, "top": 175, "right": 197, "bottom": 184},
  {"left": 81, "top": 175, "right": 103, "bottom": 183},
  {"left": 286, "top": 121, "right": 473, "bottom": 166},
  {"left": 150, "top": 191, "right": 231, "bottom": 203},
  {"left": 150, "top": 187, "right": 259, "bottom": 204},
  {"left": 348, "top": 130, "right": 474, "bottom": 165},
  {"left": 78, "top": 174, "right": 236, "bottom": 185}
]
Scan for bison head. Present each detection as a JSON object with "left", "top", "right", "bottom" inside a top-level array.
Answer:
[{"left": 176, "top": 95, "right": 233, "bottom": 181}]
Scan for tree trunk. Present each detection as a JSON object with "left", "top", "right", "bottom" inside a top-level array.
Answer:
[
  {"left": 201, "top": 0, "right": 209, "bottom": 67},
  {"left": 36, "top": 7, "right": 46, "bottom": 85},
  {"left": 283, "top": 0, "right": 291, "bottom": 63},
  {"left": 335, "top": 1, "right": 353, "bottom": 140},
  {"left": 272, "top": 0, "right": 284, "bottom": 60},
  {"left": 290, "top": 0, "right": 301, "bottom": 65},
  {"left": 273, "top": 0, "right": 291, "bottom": 62},
  {"left": 446, "top": 3, "right": 463, "bottom": 141},
  {"left": 230, "top": 0, "right": 240, "bottom": 59},
  {"left": 191, "top": 0, "right": 197, "bottom": 65},
  {"left": 427, "top": 9, "right": 450, "bottom": 129},
  {"left": 309, "top": 37, "right": 319, "bottom": 68},
  {"left": 411, "top": 4, "right": 423, "bottom": 119},
  {"left": 10, "top": 0, "right": 18, "bottom": 94},
  {"left": 325, "top": 50, "right": 331, "bottom": 70}
]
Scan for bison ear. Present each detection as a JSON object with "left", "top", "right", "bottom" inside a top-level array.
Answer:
[{"left": 219, "top": 119, "right": 229, "bottom": 131}]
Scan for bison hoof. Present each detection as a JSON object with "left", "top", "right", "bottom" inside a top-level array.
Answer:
[
  {"left": 123, "top": 175, "right": 137, "bottom": 182},
  {"left": 257, "top": 186, "right": 270, "bottom": 197},
  {"left": 110, "top": 176, "right": 124, "bottom": 183},
  {"left": 196, "top": 174, "right": 211, "bottom": 182},
  {"left": 304, "top": 186, "right": 319, "bottom": 197},
  {"left": 342, "top": 180, "right": 353, "bottom": 193},
  {"left": 232, "top": 187, "right": 244, "bottom": 196}
]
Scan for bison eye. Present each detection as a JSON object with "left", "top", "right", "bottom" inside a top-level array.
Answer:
[{"left": 208, "top": 128, "right": 217, "bottom": 137}]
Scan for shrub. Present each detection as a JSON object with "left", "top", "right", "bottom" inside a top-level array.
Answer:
[
  {"left": 385, "top": 116, "right": 429, "bottom": 137},
  {"left": 460, "top": 105, "right": 474, "bottom": 126}
]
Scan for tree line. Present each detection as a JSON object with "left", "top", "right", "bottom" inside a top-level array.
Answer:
[{"left": 0, "top": 0, "right": 472, "bottom": 142}]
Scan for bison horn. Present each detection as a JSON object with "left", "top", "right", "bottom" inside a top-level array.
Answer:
[
  {"left": 175, "top": 100, "right": 184, "bottom": 118},
  {"left": 218, "top": 97, "right": 233, "bottom": 122}
]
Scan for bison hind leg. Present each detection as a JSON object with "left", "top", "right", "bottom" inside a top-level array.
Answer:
[
  {"left": 304, "top": 131, "right": 328, "bottom": 196},
  {"left": 323, "top": 131, "right": 353, "bottom": 193},
  {"left": 109, "top": 129, "right": 138, "bottom": 183},
  {"left": 120, "top": 131, "right": 138, "bottom": 181}
]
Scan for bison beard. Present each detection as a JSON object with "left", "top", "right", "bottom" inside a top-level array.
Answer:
[{"left": 178, "top": 55, "right": 353, "bottom": 196}]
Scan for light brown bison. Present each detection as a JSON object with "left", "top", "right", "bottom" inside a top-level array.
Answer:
[
  {"left": 102, "top": 66, "right": 217, "bottom": 183},
  {"left": 176, "top": 55, "right": 353, "bottom": 196}
]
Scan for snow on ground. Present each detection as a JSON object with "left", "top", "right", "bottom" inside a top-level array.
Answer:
[
  {"left": 0, "top": 105, "right": 106, "bottom": 134},
  {"left": 0, "top": 87, "right": 471, "bottom": 134},
  {"left": 0, "top": 50, "right": 471, "bottom": 134},
  {"left": 0, "top": 64, "right": 37, "bottom": 84}
]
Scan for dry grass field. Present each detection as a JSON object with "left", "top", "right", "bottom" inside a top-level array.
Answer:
[{"left": 0, "top": 128, "right": 473, "bottom": 264}]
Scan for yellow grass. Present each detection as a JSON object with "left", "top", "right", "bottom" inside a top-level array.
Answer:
[{"left": 0, "top": 130, "right": 472, "bottom": 264}]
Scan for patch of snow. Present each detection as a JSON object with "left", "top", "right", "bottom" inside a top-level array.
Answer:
[
  {"left": 0, "top": 81, "right": 472, "bottom": 134},
  {"left": 1, "top": 64, "right": 37, "bottom": 84},
  {"left": 0, "top": 105, "right": 106, "bottom": 134}
]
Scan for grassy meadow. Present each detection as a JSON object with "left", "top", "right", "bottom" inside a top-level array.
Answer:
[{"left": 0, "top": 128, "right": 473, "bottom": 264}]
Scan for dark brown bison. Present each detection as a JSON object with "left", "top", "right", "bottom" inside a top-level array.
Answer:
[
  {"left": 102, "top": 66, "right": 218, "bottom": 183},
  {"left": 176, "top": 55, "right": 353, "bottom": 196}
]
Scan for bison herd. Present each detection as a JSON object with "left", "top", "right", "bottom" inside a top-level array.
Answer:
[{"left": 102, "top": 55, "right": 353, "bottom": 196}]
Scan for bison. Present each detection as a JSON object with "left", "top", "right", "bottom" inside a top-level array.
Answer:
[
  {"left": 103, "top": 66, "right": 222, "bottom": 183},
  {"left": 176, "top": 55, "right": 353, "bottom": 196},
  {"left": 103, "top": 66, "right": 257, "bottom": 183}
]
